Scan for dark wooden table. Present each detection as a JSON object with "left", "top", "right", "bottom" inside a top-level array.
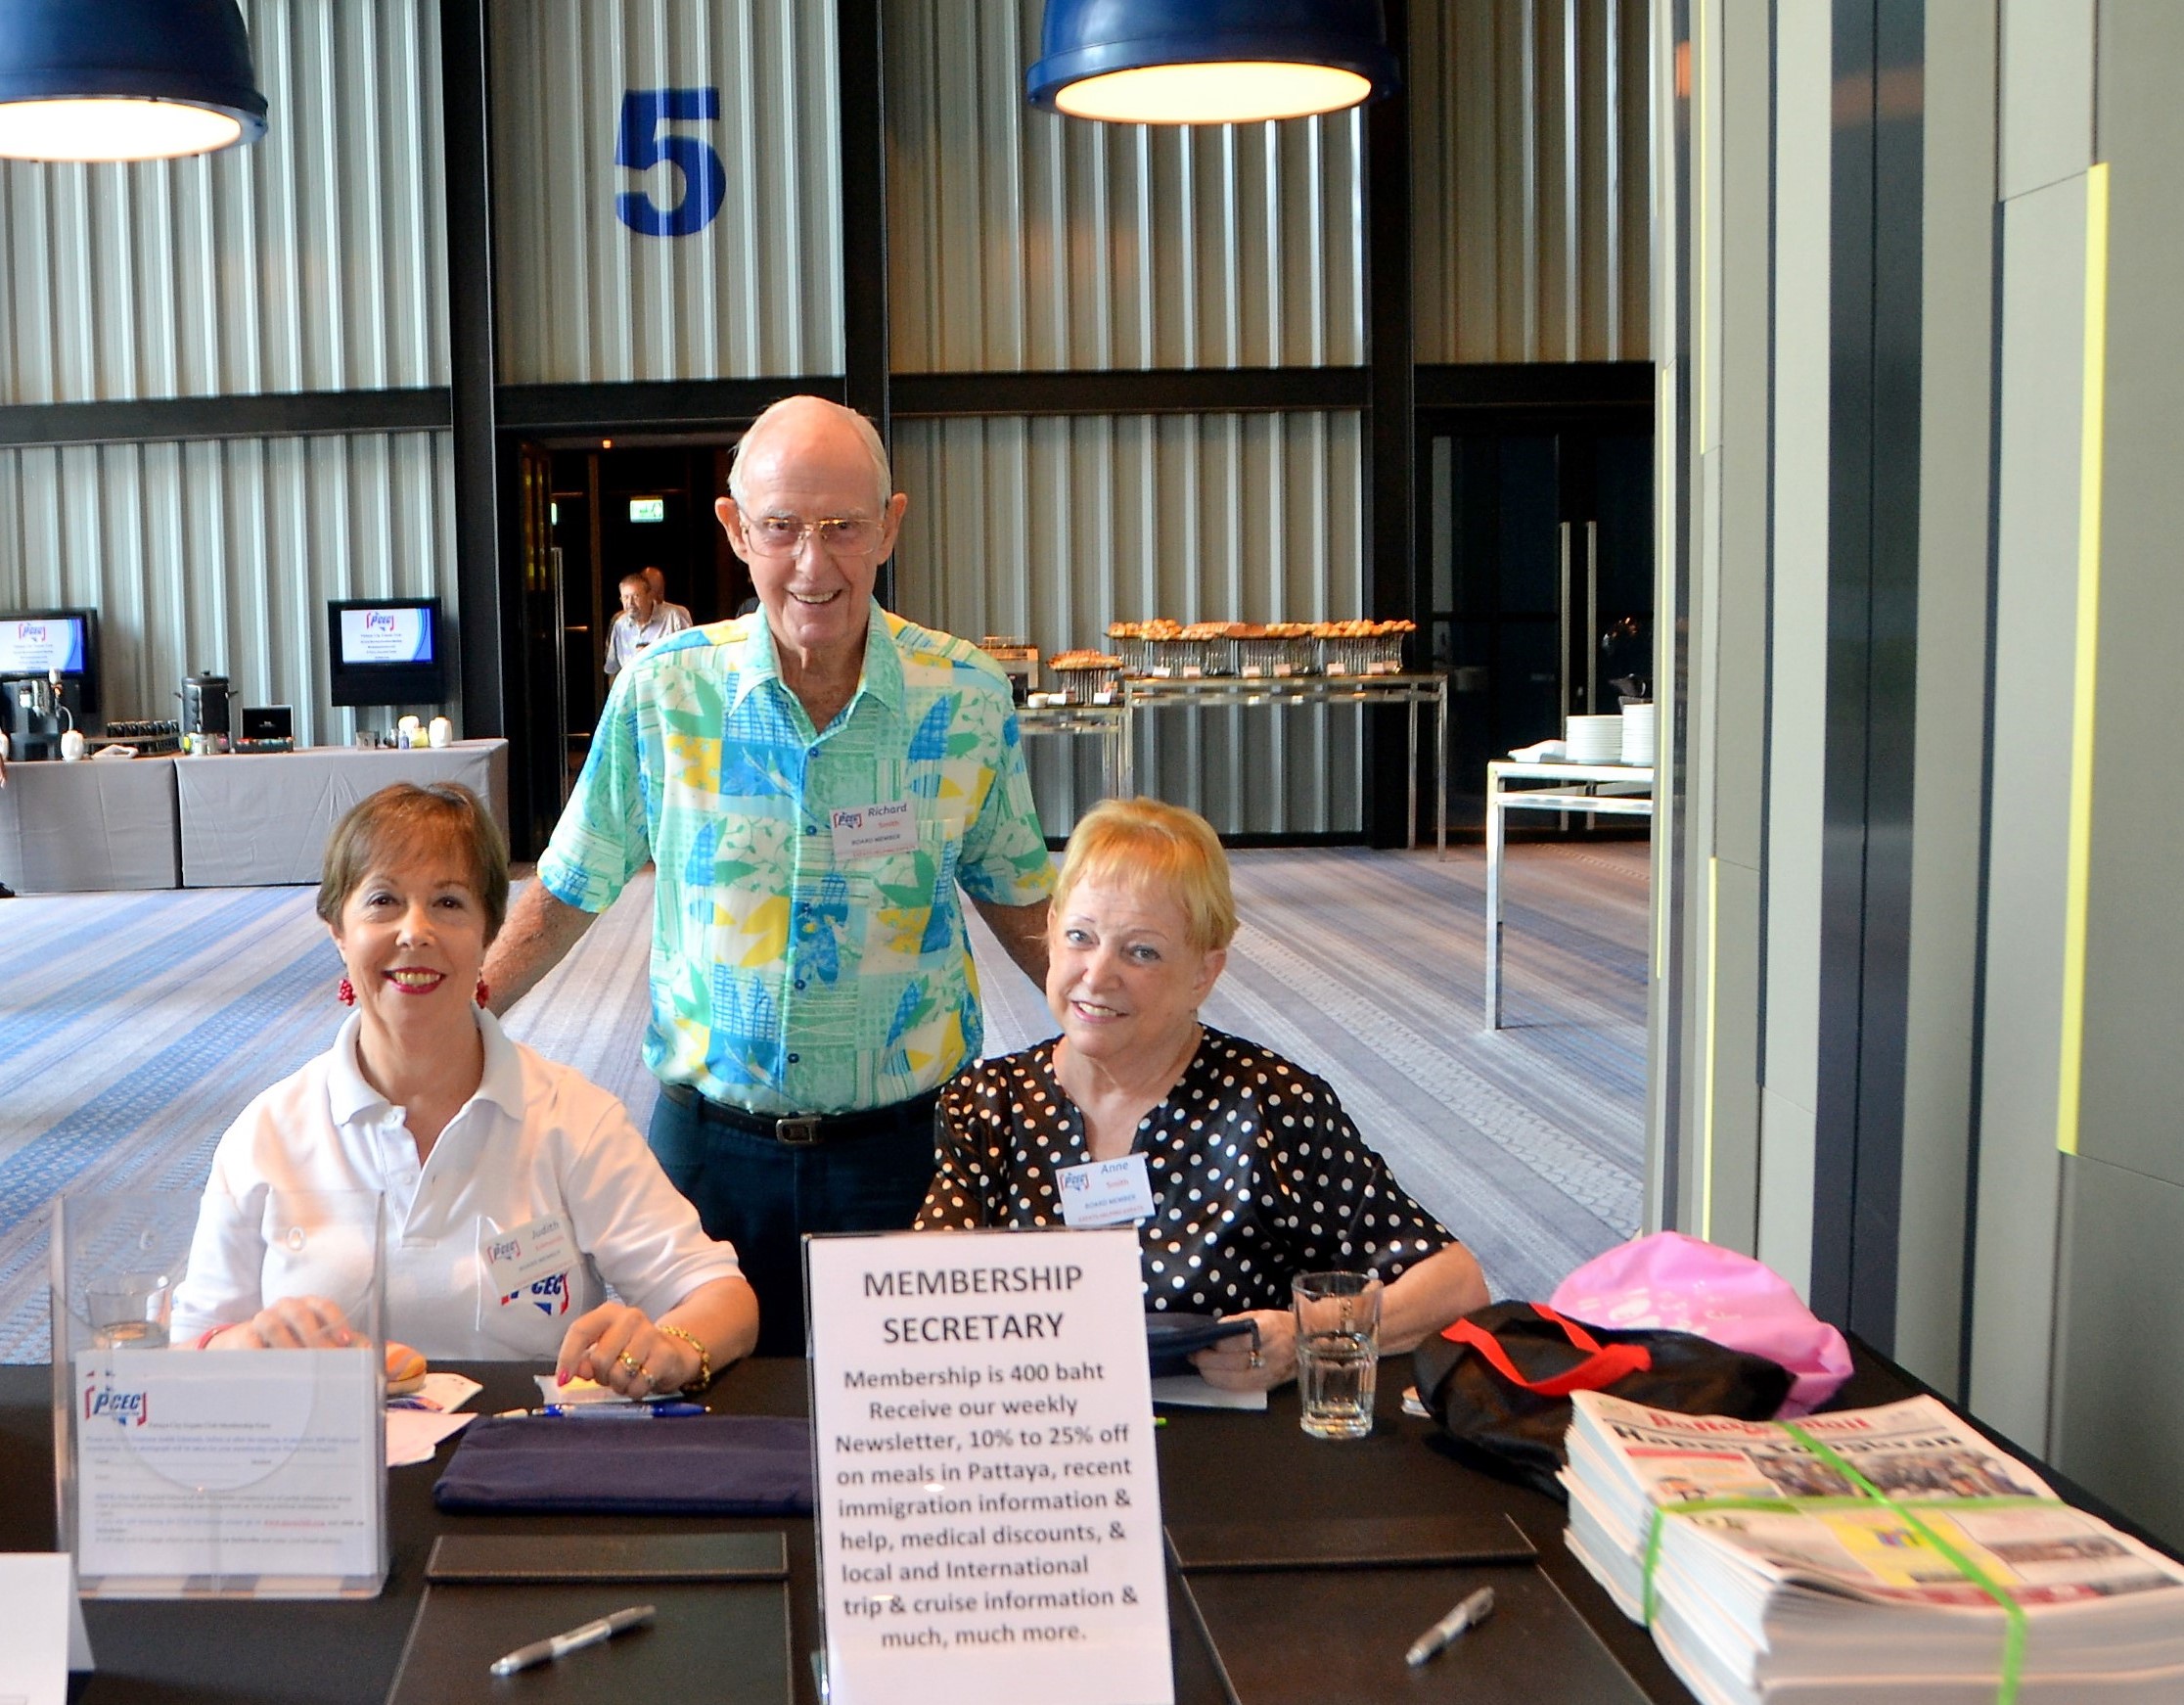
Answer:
[{"left": 1, "top": 1346, "right": 2142, "bottom": 1704}]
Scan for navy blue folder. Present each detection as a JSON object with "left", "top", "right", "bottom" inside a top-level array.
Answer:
[{"left": 432, "top": 1414, "right": 815, "bottom": 1515}]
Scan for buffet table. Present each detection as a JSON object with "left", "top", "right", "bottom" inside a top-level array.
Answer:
[
  {"left": 1016, "top": 699, "right": 1130, "bottom": 800},
  {"left": 175, "top": 740, "right": 510, "bottom": 887},
  {"left": 1015, "top": 674, "right": 1449, "bottom": 851},
  {"left": 0, "top": 757, "right": 179, "bottom": 894},
  {"left": 1126, "top": 674, "right": 1449, "bottom": 855}
]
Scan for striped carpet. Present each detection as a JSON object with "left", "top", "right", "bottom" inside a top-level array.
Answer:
[{"left": 0, "top": 843, "right": 1647, "bottom": 1359}]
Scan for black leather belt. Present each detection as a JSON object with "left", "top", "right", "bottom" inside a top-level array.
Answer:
[{"left": 658, "top": 1082, "right": 939, "bottom": 1147}]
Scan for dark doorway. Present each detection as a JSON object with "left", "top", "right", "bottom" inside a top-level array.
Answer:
[
  {"left": 1420, "top": 408, "right": 1655, "bottom": 832},
  {"left": 511, "top": 438, "right": 750, "bottom": 851}
]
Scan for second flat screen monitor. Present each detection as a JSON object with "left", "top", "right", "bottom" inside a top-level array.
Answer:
[{"left": 328, "top": 598, "right": 448, "bottom": 707}]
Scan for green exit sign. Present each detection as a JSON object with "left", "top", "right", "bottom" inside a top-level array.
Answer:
[{"left": 629, "top": 497, "right": 665, "bottom": 524}]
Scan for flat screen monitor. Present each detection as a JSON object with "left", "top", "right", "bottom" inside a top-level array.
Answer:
[
  {"left": 327, "top": 598, "right": 449, "bottom": 707},
  {"left": 0, "top": 608, "right": 100, "bottom": 716}
]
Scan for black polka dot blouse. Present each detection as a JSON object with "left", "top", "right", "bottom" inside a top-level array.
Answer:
[{"left": 916, "top": 1029, "right": 1459, "bottom": 1313}]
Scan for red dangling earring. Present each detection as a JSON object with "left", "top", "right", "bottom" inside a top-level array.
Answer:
[
  {"left": 475, "top": 977, "right": 490, "bottom": 1009},
  {"left": 337, "top": 977, "right": 356, "bottom": 1006}
]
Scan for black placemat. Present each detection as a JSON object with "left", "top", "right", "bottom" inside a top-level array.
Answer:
[
  {"left": 1166, "top": 1513, "right": 1535, "bottom": 1572},
  {"left": 385, "top": 1581, "right": 792, "bottom": 1704},
  {"left": 1179, "top": 1564, "right": 1649, "bottom": 1705},
  {"left": 427, "top": 1531, "right": 788, "bottom": 1583}
]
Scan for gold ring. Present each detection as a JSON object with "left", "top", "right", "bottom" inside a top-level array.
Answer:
[{"left": 617, "top": 1350, "right": 643, "bottom": 1375}]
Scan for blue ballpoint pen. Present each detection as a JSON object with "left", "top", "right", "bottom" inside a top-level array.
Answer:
[{"left": 531, "top": 1401, "right": 706, "bottom": 1418}]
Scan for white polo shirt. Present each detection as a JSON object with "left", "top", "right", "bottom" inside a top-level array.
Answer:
[{"left": 172, "top": 1010, "right": 746, "bottom": 1359}]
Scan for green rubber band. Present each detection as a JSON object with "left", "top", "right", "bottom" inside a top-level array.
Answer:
[
  {"left": 1778, "top": 1421, "right": 2027, "bottom": 1705},
  {"left": 1625, "top": 1435, "right": 2039, "bottom": 1705},
  {"left": 1642, "top": 1503, "right": 1664, "bottom": 1626}
]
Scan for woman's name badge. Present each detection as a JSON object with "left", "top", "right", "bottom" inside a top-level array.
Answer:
[
  {"left": 1056, "top": 1155, "right": 1156, "bottom": 1227},
  {"left": 481, "top": 1216, "right": 575, "bottom": 1318},
  {"left": 831, "top": 801, "right": 919, "bottom": 859}
]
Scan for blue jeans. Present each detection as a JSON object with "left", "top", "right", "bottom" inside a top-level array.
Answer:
[{"left": 648, "top": 1091, "right": 941, "bottom": 1358}]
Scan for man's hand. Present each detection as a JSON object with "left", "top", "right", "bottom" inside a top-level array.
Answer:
[
  {"left": 480, "top": 882, "right": 598, "bottom": 1015},
  {"left": 972, "top": 896, "right": 1050, "bottom": 989}
]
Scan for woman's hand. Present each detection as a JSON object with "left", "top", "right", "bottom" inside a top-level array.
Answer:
[
  {"left": 208, "top": 1295, "right": 356, "bottom": 1349},
  {"left": 555, "top": 1303, "right": 696, "bottom": 1396},
  {"left": 1191, "top": 1308, "right": 1297, "bottom": 1391}
]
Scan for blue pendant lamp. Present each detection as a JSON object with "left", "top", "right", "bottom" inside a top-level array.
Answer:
[
  {"left": 0, "top": 0, "right": 267, "bottom": 161},
  {"left": 1027, "top": 0, "right": 1397, "bottom": 125}
]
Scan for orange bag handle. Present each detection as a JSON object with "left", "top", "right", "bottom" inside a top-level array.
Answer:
[{"left": 1441, "top": 1302, "right": 1654, "bottom": 1397}]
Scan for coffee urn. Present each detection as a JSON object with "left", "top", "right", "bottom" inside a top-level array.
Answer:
[{"left": 182, "top": 673, "right": 234, "bottom": 743}]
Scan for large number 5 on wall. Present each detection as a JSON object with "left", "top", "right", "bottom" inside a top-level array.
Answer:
[{"left": 614, "top": 87, "right": 724, "bottom": 237}]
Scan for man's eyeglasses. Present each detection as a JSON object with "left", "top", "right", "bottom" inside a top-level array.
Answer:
[{"left": 738, "top": 512, "right": 886, "bottom": 558}]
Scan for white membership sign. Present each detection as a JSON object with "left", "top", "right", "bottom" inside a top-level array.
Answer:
[{"left": 808, "top": 1227, "right": 1172, "bottom": 1705}]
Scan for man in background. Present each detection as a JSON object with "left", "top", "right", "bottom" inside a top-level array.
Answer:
[
  {"left": 482, "top": 395, "right": 1054, "bottom": 1351},
  {"left": 603, "top": 571, "right": 691, "bottom": 682},
  {"left": 642, "top": 566, "right": 694, "bottom": 628}
]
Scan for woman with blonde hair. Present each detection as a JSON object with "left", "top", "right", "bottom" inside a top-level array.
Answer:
[
  {"left": 918, "top": 798, "right": 1485, "bottom": 1390},
  {"left": 173, "top": 782, "right": 757, "bottom": 1393}
]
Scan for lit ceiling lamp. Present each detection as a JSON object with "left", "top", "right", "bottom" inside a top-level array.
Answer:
[
  {"left": 0, "top": 0, "right": 267, "bottom": 162},
  {"left": 1027, "top": 0, "right": 1397, "bottom": 125}
]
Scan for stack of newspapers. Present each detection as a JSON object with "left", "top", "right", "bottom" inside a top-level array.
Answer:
[{"left": 1562, "top": 1390, "right": 2184, "bottom": 1704}]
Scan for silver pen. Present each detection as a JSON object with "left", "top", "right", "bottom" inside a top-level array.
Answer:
[
  {"left": 1404, "top": 1585, "right": 1495, "bottom": 1667},
  {"left": 489, "top": 1603, "right": 656, "bottom": 1677}
]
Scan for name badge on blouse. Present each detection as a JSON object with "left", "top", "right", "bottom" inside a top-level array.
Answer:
[
  {"left": 830, "top": 800, "right": 919, "bottom": 860},
  {"left": 1055, "top": 1155, "right": 1156, "bottom": 1228},
  {"left": 480, "top": 1215, "right": 575, "bottom": 1320}
]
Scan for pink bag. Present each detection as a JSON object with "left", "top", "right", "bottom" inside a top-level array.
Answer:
[{"left": 1547, "top": 1232, "right": 1852, "bottom": 1416}]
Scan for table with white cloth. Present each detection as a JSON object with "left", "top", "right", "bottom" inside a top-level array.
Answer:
[
  {"left": 1484, "top": 758, "right": 1654, "bottom": 1028},
  {"left": 0, "top": 755, "right": 179, "bottom": 893},
  {"left": 174, "top": 739, "right": 510, "bottom": 887}
]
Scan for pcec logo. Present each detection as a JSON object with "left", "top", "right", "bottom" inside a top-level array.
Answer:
[
  {"left": 502, "top": 1272, "right": 570, "bottom": 1316},
  {"left": 364, "top": 611, "right": 397, "bottom": 633},
  {"left": 17, "top": 621, "right": 46, "bottom": 645},
  {"left": 84, "top": 1385, "right": 150, "bottom": 1426}
]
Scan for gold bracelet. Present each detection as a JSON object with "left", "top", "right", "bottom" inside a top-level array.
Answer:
[{"left": 656, "top": 1322, "right": 712, "bottom": 1393}]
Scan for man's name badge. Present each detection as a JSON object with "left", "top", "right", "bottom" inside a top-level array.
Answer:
[
  {"left": 481, "top": 1215, "right": 575, "bottom": 1317},
  {"left": 831, "top": 800, "right": 919, "bottom": 859},
  {"left": 1056, "top": 1154, "right": 1156, "bottom": 1227}
]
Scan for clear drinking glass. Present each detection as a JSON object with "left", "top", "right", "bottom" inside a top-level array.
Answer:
[
  {"left": 1293, "top": 1271, "right": 1383, "bottom": 1439},
  {"left": 87, "top": 1271, "right": 173, "bottom": 1350}
]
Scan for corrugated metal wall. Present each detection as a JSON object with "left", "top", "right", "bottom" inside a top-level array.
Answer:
[
  {"left": 1411, "top": 0, "right": 1651, "bottom": 362},
  {"left": 491, "top": 0, "right": 844, "bottom": 385},
  {"left": 0, "top": 432, "right": 455, "bottom": 746},
  {"left": 891, "top": 412, "right": 1365, "bottom": 836},
  {"left": 885, "top": 0, "right": 1365, "bottom": 372},
  {"left": 0, "top": 0, "right": 447, "bottom": 403}
]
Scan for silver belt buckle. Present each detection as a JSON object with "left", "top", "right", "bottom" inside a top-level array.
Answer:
[{"left": 775, "top": 1115, "right": 823, "bottom": 1146}]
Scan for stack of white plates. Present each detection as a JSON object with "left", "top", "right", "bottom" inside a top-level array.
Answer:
[
  {"left": 1566, "top": 714, "right": 1622, "bottom": 762},
  {"left": 1619, "top": 703, "right": 1657, "bottom": 766}
]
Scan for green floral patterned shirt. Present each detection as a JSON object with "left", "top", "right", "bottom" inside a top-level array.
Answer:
[{"left": 537, "top": 602, "right": 1055, "bottom": 1115}]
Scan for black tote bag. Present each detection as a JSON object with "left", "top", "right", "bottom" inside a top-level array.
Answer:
[{"left": 1413, "top": 1301, "right": 1796, "bottom": 1498}]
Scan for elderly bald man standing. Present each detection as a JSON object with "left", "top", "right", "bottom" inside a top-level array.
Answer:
[{"left": 484, "top": 395, "right": 1055, "bottom": 1351}]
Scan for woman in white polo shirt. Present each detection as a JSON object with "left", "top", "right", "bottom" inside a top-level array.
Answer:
[{"left": 172, "top": 782, "right": 757, "bottom": 1394}]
